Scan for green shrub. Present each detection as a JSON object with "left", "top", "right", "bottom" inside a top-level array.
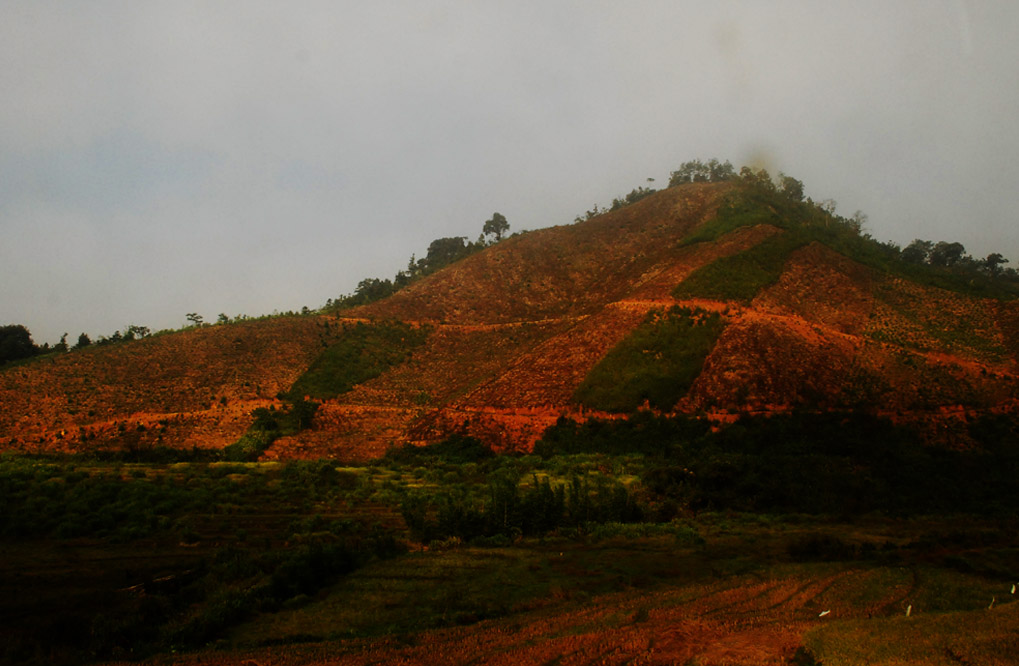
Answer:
[
  {"left": 223, "top": 430, "right": 275, "bottom": 462},
  {"left": 225, "top": 399, "right": 320, "bottom": 462},
  {"left": 637, "top": 411, "right": 1019, "bottom": 516}
]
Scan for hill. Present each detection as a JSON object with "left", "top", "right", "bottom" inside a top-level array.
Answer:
[{"left": 2, "top": 177, "right": 1018, "bottom": 460}]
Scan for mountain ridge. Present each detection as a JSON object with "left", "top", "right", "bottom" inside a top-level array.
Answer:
[{"left": 3, "top": 178, "right": 1018, "bottom": 459}]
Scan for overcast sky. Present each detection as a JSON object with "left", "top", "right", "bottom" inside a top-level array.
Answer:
[{"left": 3, "top": 1, "right": 1018, "bottom": 344}]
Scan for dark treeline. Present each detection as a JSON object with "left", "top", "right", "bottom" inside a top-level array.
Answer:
[
  {"left": 400, "top": 472, "right": 643, "bottom": 545},
  {"left": 0, "top": 323, "right": 164, "bottom": 368},
  {"left": 900, "top": 238, "right": 1013, "bottom": 279},
  {"left": 536, "top": 411, "right": 1019, "bottom": 518},
  {"left": 0, "top": 457, "right": 402, "bottom": 662}
]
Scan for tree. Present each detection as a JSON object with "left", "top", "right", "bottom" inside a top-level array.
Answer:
[
  {"left": 0, "top": 324, "right": 37, "bottom": 364},
  {"left": 739, "top": 166, "right": 776, "bottom": 191},
  {"left": 847, "top": 210, "right": 868, "bottom": 235},
  {"left": 124, "top": 324, "right": 149, "bottom": 340},
  {"left": 483, "top": 212, "right": 510, "bottom": 243},
  {"left": 902, "top": 239, "right": 933, "bottom": 264},
  {"left": 669, "top": 159, "right": 710, "bottom": 186},
  {"left": 928, "top": 241, "right": 966, "bottom": 268},
  {"left": 610, "top": 186, "right": 657, "bottom": 211},
  {"left": 421, "top": 236, "right": 472, "bottom": 272},
  {"left": 575, "top": 204, "right": 605, "bottom": 222},
  {"left": 186, "top": 313, "right": 204, "bottom": 327},
  {"left": 777, "top": 173, "right": 804, "bottom": 202},
  {"left": 983, "top": 253, "right": 1009, "bottom": 277},
  {"left": 75, "top": 333, "right": 92, "bottom": 349},
  {"left": 350, "top": 277, "right": 395, "bottom": 305},
  {"left": 708, "top": 159, "right": 735, "bottom": 181}
]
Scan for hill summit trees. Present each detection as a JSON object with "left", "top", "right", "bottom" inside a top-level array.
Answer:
[{"left": 329, "top": 212, "right": 511, "bottom": 309}]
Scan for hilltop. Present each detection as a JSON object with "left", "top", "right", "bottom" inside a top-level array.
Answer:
[{"left": 2, "top": 172, "right": 1018, "bottom": 460}]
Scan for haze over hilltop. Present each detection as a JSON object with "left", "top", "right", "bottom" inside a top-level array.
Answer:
[{"left": 3, "top": 3, "right": 1019, "bottom": 344}]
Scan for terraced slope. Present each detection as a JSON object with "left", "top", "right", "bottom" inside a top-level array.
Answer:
[
  {"left": 3, "top": 180, "right": 1019, "bottom": 459},
  {"left": 0, "top": 316, "right": 341, "bottom": 454}
]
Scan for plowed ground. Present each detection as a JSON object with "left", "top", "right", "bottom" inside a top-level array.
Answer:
[{"left": 99, "top": 527, "right": 1019, "bottom": 666}]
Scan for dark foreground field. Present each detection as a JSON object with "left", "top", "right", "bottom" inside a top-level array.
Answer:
[
  {"left": 3, "top": 434, "right": 1019, "bottom": 665},
  {"left": 126, "top": 524, "right": 1019, "bottom": 666}
]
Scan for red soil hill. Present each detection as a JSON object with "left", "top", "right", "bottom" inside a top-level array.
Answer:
[{"left": 3, "top": 181, "right": 1017, "bottom": 458}]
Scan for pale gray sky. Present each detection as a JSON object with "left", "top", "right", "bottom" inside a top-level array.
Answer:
[{"left": 3, "top": 1, "right": 1018, "bottom": 344}]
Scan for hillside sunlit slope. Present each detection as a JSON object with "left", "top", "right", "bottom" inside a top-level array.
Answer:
[{"left": 3, "top": 179, "right": 1018, "bottom": 459}]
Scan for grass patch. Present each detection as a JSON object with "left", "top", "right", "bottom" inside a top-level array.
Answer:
[
  {"left": 573, "top": 307, "right": 726, "bottom": 412},
  {"left": 227, "top": 547, "right": 550, "bottom": 642},
  {"left": 673, "top": 228, "right": 810, "bottom": 302},
  {"left": 804, "top": 604, "right": 1019, "bottom": 666},
  {"left": 224, "top": 320, "right": 429, "bottom": 461},
  {"left": 287, "top": 320, "right": 430, "bottom": 400},
  {"left": 224, "top": 538, "right": 712, "bottom": 646},
  {"left": 865, "top": 281, "right": 1011, "bottom": 363},
  {"left": 679, "top": 185, "right": 801, "bottom": 246},
  {"left": 223, "top": 399, "right": 320, "bottom": 462}
]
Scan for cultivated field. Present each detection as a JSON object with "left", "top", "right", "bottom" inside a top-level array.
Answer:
[{"left": 4, "top": 452, "right": 1018, "bottom": 666}]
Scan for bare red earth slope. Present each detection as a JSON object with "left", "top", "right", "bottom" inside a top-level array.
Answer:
[{"left": 2, "top": 181, "right": 1017, "bottom": 459}]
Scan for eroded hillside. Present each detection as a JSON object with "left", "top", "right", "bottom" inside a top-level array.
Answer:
[
  {"left": 3, "top": 180, "right": 1018, "bottom": 459},
  {"left": 0, "top": 317, "right": 339, "bottom": 454}
]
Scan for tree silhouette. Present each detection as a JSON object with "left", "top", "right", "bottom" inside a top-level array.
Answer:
[
  {"left": 0, "top": 325, "right": 37, "bottom": 364},
  {"left": 483, "top": 212, "right": 510, "bottom": 243},
  {"left": 984, "top": 253, "right": 1009, "bottom": 277}
]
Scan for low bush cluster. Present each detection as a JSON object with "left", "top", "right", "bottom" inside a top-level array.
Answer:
[{"left": 400, "top": 472, "right": 643, "bottom": 544}]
